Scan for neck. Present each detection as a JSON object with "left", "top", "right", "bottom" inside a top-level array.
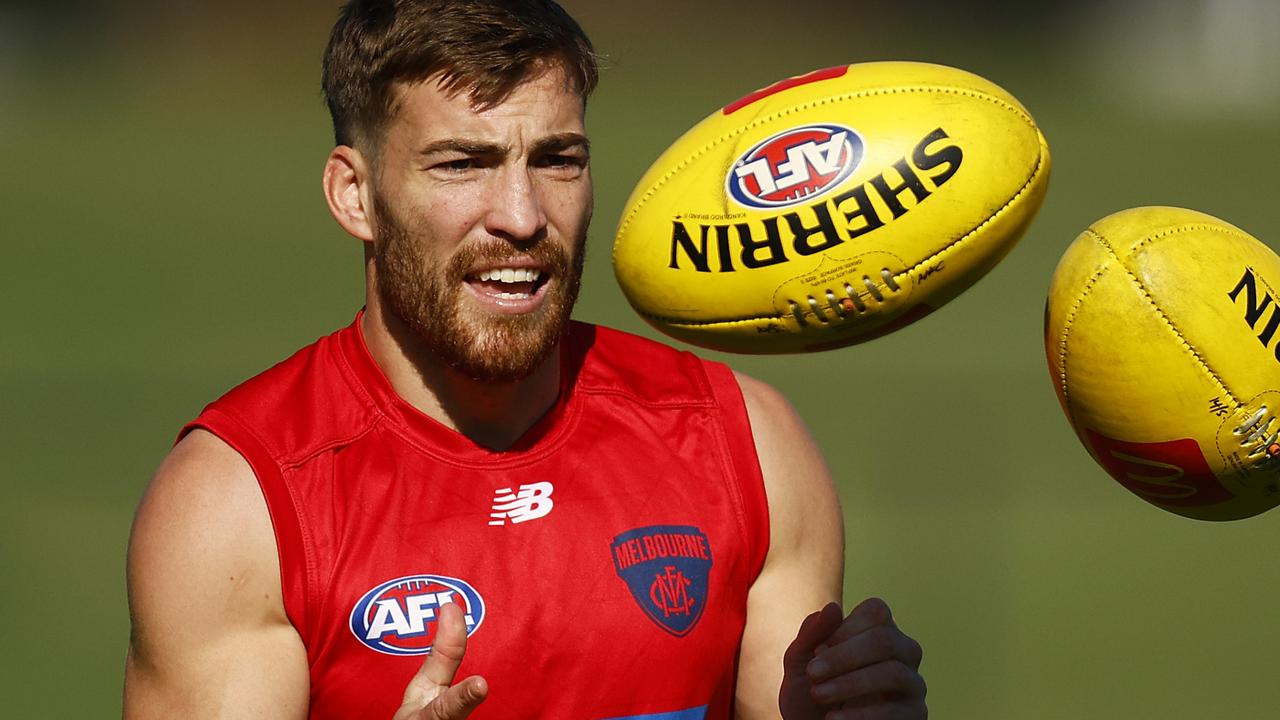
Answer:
[{"left": 360, "top": 302, "right": 563, "bottom": 452}]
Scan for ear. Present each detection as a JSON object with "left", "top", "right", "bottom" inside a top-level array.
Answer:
[{"left": 323, "top": 145, "right": 375, "bottom": 242}]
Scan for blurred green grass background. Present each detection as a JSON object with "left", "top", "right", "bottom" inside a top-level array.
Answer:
[{"left": 3, "top": 0, "right": 1279, "bottom": 716}]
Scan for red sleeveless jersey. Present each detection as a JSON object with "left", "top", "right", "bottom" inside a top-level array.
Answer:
[{"left": 182, "top": 316, "right": 770, "bottom": 720}]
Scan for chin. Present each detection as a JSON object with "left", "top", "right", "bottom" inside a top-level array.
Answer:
[{"left": 432, "top": 312, "right": 567, "bottom": 382}]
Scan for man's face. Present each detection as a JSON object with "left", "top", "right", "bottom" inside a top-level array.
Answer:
[{"left": 369, "top": 67, "right": 592, "bottom": 381}]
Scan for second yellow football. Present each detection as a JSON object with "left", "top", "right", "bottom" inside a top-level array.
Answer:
[{"left": 1045, "top": 206, "right": 1280, "bottom": 521}]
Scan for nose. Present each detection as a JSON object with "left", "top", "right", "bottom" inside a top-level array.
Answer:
[{"left": 483, "top": 166, "right": 547, "bottom": 245}]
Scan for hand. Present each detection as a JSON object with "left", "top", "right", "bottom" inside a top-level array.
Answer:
[
  {"left": 779, "top": 598, "right": 926, "bottom": 720},
  {"left": 392, "top": 603, "right": 488, "bottom": 720}
]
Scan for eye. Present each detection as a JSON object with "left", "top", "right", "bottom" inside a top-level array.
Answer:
[
  {"left": 438, "top": 158, "right": 476, "bottom": 172},
  {"left": 536, "top": 153, "right": 588, "bottom": 172}
]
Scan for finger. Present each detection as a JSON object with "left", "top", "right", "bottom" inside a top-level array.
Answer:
[
  {"left": 782, "top": 602, "right": 843, "bottom": 678},
  {"left": 808, "top": 625, "right": 924, "bottom": 682},
  {"left": 424, "top": 675, "right": 488, "bottom": 720},
  {"left": 810, "top": 658, "right": 927, "bottom": 705},
  {"left": 403, "top": 602, "right": 471, "bottom": 704},
  {"left": 827, "top": 597, "right": 895, "bottom": 646},
  {"left": 827, "top": 699, "right": 928, "bottom": 720}
]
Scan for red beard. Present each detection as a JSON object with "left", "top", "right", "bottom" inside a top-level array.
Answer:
[{"left": 372, "top": 197, "right": 585, "bottom": 382}]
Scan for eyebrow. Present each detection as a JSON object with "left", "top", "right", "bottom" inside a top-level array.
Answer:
[
  {"left": 416, "top": 132, "right": 590, "bottom": 158},
  {"left": 533, "top": 132, "right": 591, "bottom": 156},
  {"left": 416, "top": 139, "right": 503, "bottom": 157}
]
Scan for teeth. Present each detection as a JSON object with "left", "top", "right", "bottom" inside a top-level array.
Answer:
[{"left": 477, "top": 268, "right": 541, "bottom": 283}]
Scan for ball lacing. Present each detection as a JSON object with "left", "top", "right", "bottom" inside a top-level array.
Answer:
[
  {"left": 788, "top": 268, "right": 902, "bottom": 327},
  {"left": 1234, "top": 406, "right": 1280, "bottom": 469}
]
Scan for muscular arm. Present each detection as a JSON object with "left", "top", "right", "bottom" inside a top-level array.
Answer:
[
  {"left": 733, "top": 372, "right": 845, "bottom": 719},
  {"left": 124, "top": 429, "right": 309, "bottom": 718},
  {"left": 733, "top": 374, "right": 927, "bottom": 720}
]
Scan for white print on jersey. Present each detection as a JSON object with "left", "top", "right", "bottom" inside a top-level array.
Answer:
[
  {"left": 489, "top": 482, "right": 555, "bottom": 526},
  {"left": 364, "top": 588, "right": 476, "bottom": 640}
]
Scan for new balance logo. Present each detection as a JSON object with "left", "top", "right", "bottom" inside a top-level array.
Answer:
[{"left": 489, "top": 482, "right": 554, "bottom": 526}]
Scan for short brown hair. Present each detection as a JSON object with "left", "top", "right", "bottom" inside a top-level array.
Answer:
[{"left": 322, "top": 0, "right": 598, "bottom": 151}]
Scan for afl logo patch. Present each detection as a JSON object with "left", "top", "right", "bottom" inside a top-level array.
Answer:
[
  {"left": 611, "top": 525, "right": 713, "bottom": 637},
  {"left": 727, "top": 123, "right": 863, "bottom": 209},
  {"left": 349, "top": 574, "right": 485, "bottom": 656}
]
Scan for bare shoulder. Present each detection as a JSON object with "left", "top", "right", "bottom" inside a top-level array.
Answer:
[
  {"left": 733, "top": 370, "right": 797, "bottom": 428},
  {"left": 732, "top": 370, "right": 841, "bottom": 527},
  {"left": 125, "top": 429, "right": 307, "bottom": 717},
  {"left": 128, "top": 429, "right": 278, "bottom": 604}
]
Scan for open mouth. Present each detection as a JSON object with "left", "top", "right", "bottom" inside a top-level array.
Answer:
[{"left": 466, "top": 266, "right": 551, "bottom": 304}]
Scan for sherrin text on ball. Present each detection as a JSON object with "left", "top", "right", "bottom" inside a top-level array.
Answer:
[{"left": 612, "top": 61, "right": 1051, "bottom": 353}]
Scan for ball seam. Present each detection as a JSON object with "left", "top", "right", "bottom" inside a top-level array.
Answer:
[
  {"left": 1083, "top": 225, "right": 1240, "bottom": 407},
  {"left": 854, "top": 131, "right": 1047, "bottom": 315},
  {"left": 1054, "top": 255, "right": 1111, "bottom": 425},
  {"left": 1127, "top": 223, "right": 1267, "bottom": 473}
]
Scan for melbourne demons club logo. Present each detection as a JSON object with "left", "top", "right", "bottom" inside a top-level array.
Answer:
[
  {"left": 349, "top": 574, "right": 485, "bottom": 656},
  {"left": 727, "top": 123, "right": 864, "bottom": 210},
  {"left": 611, "top": 525, "right": 713, "bottom": 636}
]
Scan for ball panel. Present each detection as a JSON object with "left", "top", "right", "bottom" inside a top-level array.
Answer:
[
  {"left": 1059, "top": 257, "right": 1225, "bottom": 440},
  {"left": 1127, "top": 229, "right": 1280, "bottom": 406}
]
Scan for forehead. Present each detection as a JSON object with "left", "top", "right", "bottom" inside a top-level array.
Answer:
[{"left": 385, "top": 68, "right": 587, "bottom": 150}]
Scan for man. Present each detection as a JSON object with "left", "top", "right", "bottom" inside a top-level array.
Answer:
[{"left": 124, "top": 1, "right": 927, "bottom": 718}]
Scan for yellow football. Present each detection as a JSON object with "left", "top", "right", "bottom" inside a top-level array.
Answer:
[
  {"left": 1045, "top": 206, "right": 1280, "bottom": 521},
  {"left": 612, "top": 61, "right": 1051, "bottom": 353}
]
